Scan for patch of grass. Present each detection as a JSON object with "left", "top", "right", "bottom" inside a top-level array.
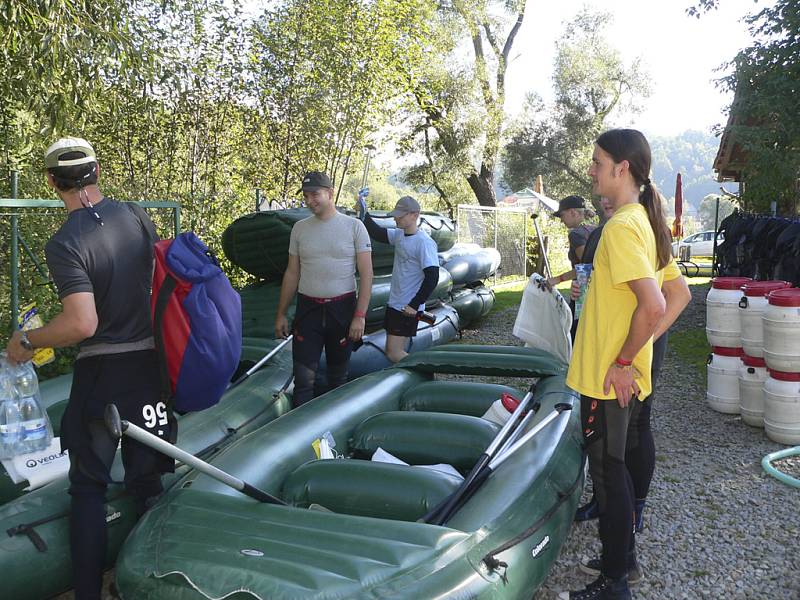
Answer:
[
  {"left": 490, "top": 279, "right": 572, "bottom": 314},
  {"left": 668, "top": 327, "right": 710, "bottom": 380},
  {"left": 491, "top": 282, "right": 525, "bottom": 312}
]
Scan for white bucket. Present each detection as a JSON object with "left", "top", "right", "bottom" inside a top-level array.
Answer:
[
  {"left": 738, "top": 281, "right": 792, "bottom": 358},
  {"left": 707, "top": 346, "right": 743, "bottom": 414},
  {"left": 738, "top": 354, "right": 768, "bottom": 427},
  {"left": 763, "top": 369, "right": 800, "bottom": 445},
  {"left": 762, "top": 288, "right": 800, "bottom": 372},
  {"left": 706, "top": 277, "right": 751, "bottom": 348}
]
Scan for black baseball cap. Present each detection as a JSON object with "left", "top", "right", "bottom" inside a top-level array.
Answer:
[
  {"left": 553, "top": 195, "right": 586, "bottom": 218},
  {"left": 298, "top": 171, "right": 333, "bottom": 192}
]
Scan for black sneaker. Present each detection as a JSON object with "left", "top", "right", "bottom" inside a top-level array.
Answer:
[
  {"left": 574, "top": 496, "right": 599, "bottom": 522},
  {"left": 579, "top": 557, "right": 643, "bottom": 584},
  {"left": 558, "top": 574, "right": 631, "bottom": 600}
]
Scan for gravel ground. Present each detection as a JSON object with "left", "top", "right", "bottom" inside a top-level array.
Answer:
[
  {"left": 456, "top": 283, "right": 800, "bottom": 600},
  {"left": 60, "top": 283, "right": 800, "bottom": 599}
]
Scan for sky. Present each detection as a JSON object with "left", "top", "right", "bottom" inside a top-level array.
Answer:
[{"left": 504, "top": 0, "right": 771, "bottom": 138}]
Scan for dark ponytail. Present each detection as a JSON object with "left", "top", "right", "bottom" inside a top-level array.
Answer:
[{"left": 596, "top": 129, "right": 672, "bottom": 270}]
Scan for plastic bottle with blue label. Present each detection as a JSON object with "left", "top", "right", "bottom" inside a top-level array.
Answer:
[
  {"left": 12, "top": 362, "right": 53, "bottom": 453},
  {"left": 574, "top": 263, "right": 593, "bottom": 320},
  {"left": 0, "top": 360, "right": 22, "bottom": 459}
]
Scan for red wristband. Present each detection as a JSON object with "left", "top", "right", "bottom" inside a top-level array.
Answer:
[
  {"left": 615, "top": 356, "right": 632, "bottom": 366},
  {"left": 354, "top": 310, "right": 366, "bottom": 318}
]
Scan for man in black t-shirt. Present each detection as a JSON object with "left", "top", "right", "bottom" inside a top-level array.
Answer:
[{"left": 5, "top": 137, "right": 170, "bottom": 600}]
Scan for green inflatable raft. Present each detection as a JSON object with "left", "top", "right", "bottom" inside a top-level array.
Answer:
[
  {"left": 222, "top": 208, "right": 456, "bottom": 280},
  {"left": 0, "top": 340, "right": 294, "bottom": 600},
  {"left": 115, "top": 345, "right": 584, "bottom": 599},
  {"left": 239, "top": 267, "right": 455, "bottom": 337}
]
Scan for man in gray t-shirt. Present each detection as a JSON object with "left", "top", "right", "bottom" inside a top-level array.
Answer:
[{"left": 276, "top": 171, "right": 373, "bottom": 406}]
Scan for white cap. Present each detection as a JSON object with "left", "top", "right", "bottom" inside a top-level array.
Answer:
[{"left": 44, "top": 137, "right": 96, "bottom": 168}]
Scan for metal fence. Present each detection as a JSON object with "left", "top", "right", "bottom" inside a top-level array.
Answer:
[{"left": 456, "top": 204, "right": 528, "bottom": 286}]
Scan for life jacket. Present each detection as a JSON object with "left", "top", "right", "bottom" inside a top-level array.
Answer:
[{"left": 151, "top": 232, "right": 242, "bottom": 413}]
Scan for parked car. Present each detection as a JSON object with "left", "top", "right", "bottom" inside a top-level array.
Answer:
[{"left": 672, "top": 230, "right": 725, "bottom": 259}]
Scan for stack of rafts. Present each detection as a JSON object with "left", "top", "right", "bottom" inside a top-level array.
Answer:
[
  {"left": 706, "top": 277, "right": 800, "bottom": 445},
  {"left": 223, "top": 208, "right": 499, "bottom": 376}
]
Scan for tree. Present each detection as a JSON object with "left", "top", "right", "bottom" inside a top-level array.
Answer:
[
  {"left": 698, "top": 194, "right": 737, "bottom": 230},
  {"left": 502, "top": 8, "right": 650, "bottom": 203},
  {"left": 399, "top": 0, "right": 528, "bottom": 207},
  {"left": 250, "top": 0, "right": 431, "bottom": 204},
  {"left": 719, "top": 0, "right": 800, "bottom": 214}
]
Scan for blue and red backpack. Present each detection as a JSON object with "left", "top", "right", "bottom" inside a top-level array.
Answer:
[{"left": 151, "top": 232, "right": 242, "bottom": 414}]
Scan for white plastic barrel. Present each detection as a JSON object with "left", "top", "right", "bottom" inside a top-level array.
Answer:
[
  {"left": 738, "top": 281, "right": 791, "bottom": 358},
  {"left": 706, "top": 277, "right": 751, "bottom": 348},
  {"left": 763, "top": 369, "right": 800, "bottom": 445},
  {"left": 707, "top": 346, "right": 743, "bottom": 414},
  {"left": 762, "top": 288, "right": 800, "bottom": 372},
  {"left": 738, "top": 354, "right": 768, "bottom": 427}
]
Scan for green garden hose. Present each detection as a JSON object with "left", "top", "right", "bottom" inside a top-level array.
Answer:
[{"left": 762, "top": 446, "right": 800, "bottom": 488}]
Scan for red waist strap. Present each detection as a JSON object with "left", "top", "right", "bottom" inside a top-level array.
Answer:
[{"left": 300, "top": 292, "right": 356, "bottom": 304}]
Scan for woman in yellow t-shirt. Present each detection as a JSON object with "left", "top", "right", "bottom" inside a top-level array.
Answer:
[{"left": 560, "top": 129, "right": 674, "bottom": 600}]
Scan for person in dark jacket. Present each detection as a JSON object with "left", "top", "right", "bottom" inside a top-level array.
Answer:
[{"left": 5, "top": 137, "right": 170, "bottom": 600}]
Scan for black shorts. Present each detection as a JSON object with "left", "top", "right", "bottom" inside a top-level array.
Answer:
[{"left": 384, "top": 307, "right": 418, "bottom": 337}]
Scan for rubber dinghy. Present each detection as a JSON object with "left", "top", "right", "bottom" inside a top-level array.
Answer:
[
  {"left": 222, "top": 208, "right": 456, "bottom": 279},
  {"left": 115, "top": 344, "right": 584, "bottom": 600},
  {"left": 0, "top": 339, "right": 294, "bottom": 600}
]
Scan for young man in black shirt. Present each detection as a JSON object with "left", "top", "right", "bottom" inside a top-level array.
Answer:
[{"left": 5, "top": 137, "right": 170, "bottom": 600}]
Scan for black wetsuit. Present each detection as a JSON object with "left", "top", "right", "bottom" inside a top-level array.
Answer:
[{"left": 46, "top": 199, "right": 170, "bottom": 600}]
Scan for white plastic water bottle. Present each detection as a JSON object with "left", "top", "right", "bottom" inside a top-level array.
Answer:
[
  {"left": 13, "top": 362, "right": 53, "bottom": 453},
  {"left": 0, "top": 366, "right": 23, "bottom": 459},
  {"left": 574, "top": 263, "right": 593, "bottom": 320}
]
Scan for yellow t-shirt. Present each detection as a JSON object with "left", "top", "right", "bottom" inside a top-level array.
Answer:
[{"left": 566, "top": 203, "right": 664, "bottom": 400}]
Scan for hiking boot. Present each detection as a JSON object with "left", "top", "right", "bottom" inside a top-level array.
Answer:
[
  {"left": 579, "top": 555, "right": 643, "bottom": 585},
  {"left": 558, "top": 574, "right": 631, "bottom": 600},
  {"left": 575, "top": 496, "right": 599, "bottom": 522}
]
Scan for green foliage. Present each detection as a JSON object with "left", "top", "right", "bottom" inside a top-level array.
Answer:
[
  {"left": 398, "top": 0, "right": 529, "bottom": 207},
  {"left": 503, "top": 8, "right": 650, "bottom": 203},
  {"left": 649, "top": 130, "right": 738, "bottom": 210},
  {"left": 698, "top": 194, "right": 737, "bottom": 230},
  {"left": 526, "top": 213, "right": 572, "bottom": 278},
  {"left": 720, "top": 0, "right": 800, "bottom": 214}
]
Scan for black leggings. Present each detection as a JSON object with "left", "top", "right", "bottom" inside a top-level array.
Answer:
[
  {"left": 581, "top": 394, "right": 636, "bottom": 579},
  {"left": 65, "top": 351, "right": 168, "bottom": 600},
  {"left": 625, "top": 332, "right": 668, "bottom": 500}
]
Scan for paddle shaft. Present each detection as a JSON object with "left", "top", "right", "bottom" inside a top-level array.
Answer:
[
  {"left": 488, "top": 403, "right": 572, "bottom": 470},
  {"left": 426, "top": 384, "right": 537, "bottom": 525},
  {"left": 439, "top": 403, "right": 573, "bottom": 525},
  {"left": 361, "top": 145, "right": 376, "bottom": 189},
  {"left": 119, "top": 418, "right": 285, "bottom": 505},
  {"left": 229, "top": 336, "right": 293, "bottom": 389},
  {"left": 531, "top": 214, "right": 552, "bottom": 279}
]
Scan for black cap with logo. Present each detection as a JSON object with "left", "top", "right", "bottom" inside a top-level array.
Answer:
[
  {"left": 298, "top": 171, "right": 333, "bottom": 193},
  {"left": 553, "top": 195, "right": 586, "bottom": 218}
]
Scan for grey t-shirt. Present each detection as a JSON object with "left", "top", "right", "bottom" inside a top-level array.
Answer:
[
  {"left": 386, "top": 228, "right": 439, "bottom": 311},
  {"left": 45, "top": 199, "right": 158, "bottom": 356},
  {"left": 288, "top": 211, "right": 371, "bottom": 298}
]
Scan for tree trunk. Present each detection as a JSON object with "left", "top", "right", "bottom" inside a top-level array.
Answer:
[{"left": 466, "top": 162, "right": 497, "bottom": 207}]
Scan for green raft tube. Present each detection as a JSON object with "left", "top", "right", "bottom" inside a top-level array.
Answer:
[
  {"left": 116, "top": 345, "right": 584, "bottom": 600},
  {"left": 0, "top": 339, "right": 294, "bottom": 600}
]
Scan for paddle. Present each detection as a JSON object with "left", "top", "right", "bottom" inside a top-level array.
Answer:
[
  {"left": 104, "top": 404, "right": 286, "bottom": 505},
  {"left": 436, "top": 402, "right": 574, "bottom": 526},
  {"left": 228, "top": 335, "right": 293, "bottom": 389},
  {"left": 424, "top": 382, "right": 539, "bottom": 525}
]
